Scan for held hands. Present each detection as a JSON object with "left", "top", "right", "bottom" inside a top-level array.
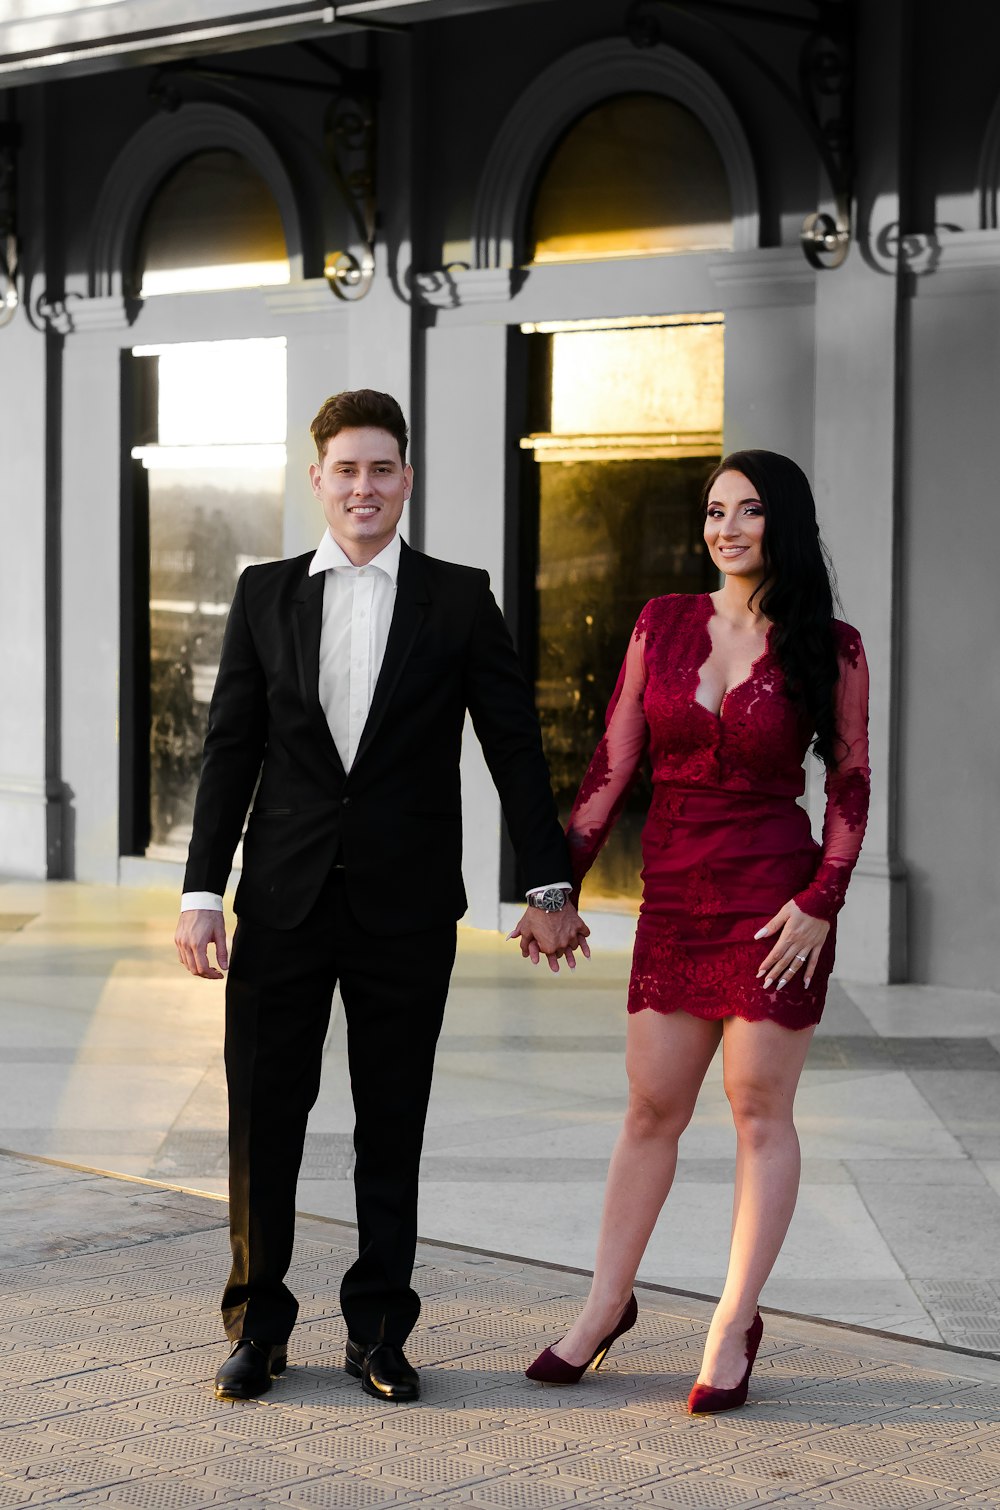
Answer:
[
  {"left": 754, "top": 899, "right": 829, "bottom": 991},
  {"left": 175, "top": 909, "right": 229, "bottom": 980},
  {"left": 507, "top": 901, "right": 591, "bottom": 973}
]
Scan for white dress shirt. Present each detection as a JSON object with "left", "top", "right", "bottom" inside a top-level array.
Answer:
[
  {"left": 314, "top": 528, "right": 400, "bottom": 771},
  {"left": 181, "top": 530, "right": 401, "bottom": 914}
]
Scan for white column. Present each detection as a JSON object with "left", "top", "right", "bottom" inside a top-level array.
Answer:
[
  {"left": 811, "top": 0, "right": 908, "bottom": 982},
  {"left": 59, "top": 326, "right": 126, "bottom": 883},
  {"left": 423, "top": 321, "right": 510, "bottom": 929},
  {"left": 0, "top": 311, "right": 49, "bottom": 876}
]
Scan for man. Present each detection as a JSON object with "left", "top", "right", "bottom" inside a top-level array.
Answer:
[{"left": 175, "top": 389, "right": 588, "bottom": 1404}]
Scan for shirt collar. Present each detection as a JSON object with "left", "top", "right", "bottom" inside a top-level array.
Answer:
[{"left": 309, "top": 529, "right": 402, "bottom": 584}]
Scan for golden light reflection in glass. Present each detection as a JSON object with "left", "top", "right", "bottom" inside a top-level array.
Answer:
[
  {"left": 530, "top": 93, "right": 733, "bottom": 264},
  {"left": 138, "top": 150, "right": 290, "bottom": 297},
  {"left": 522, "top": 317, "right": 723, "bottom": 463},
  {"left": 525, "top": 317, "right": 724, "bottom": 905}
]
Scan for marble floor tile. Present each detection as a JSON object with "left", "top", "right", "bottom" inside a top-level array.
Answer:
[
  {"left": 2, "top": 881, "right": 1000, "bottom": 1351},
  {"left": 841, "top": 982, "right": 1000, "bottom": 1038}
]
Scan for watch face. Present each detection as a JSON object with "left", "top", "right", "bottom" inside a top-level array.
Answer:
[{"left": 533, "top": 887, "right": 567, "bottom": 912}]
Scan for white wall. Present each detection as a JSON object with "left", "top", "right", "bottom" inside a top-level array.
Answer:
[
  {"left": 0, "top": 314, "right": 49, "bottom": 877},
  {"left": 901, "top": 268, "right": 1000, "bottom": 987}
]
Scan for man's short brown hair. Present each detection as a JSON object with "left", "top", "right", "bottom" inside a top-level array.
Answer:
[{"left": 310, "top": 389, "right": 409, "bottom": 464}]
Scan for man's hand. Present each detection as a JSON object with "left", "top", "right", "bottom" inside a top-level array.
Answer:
[
  {"left": 175, "top": 909, "right": 229, "bottom": 980},
  {"left": 507, "top": 901, "right": 591, "bottom": 973}
]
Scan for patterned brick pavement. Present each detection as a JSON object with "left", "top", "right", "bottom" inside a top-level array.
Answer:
[{"left": 2, "top": 1154, "right": 999, "bottom": 1510}]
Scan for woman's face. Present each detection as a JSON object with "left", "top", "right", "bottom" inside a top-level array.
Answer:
[{"left": 704, "top": 469, "right": 766, "bottom": 585}]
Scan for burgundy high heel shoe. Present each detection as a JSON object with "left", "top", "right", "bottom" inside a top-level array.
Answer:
[
  {"left": 525, "top": 1293, "right": 638, "bottom": 1384},
  {"left": 687, "top": 1311, "right": 764, "bottom": 1414}
]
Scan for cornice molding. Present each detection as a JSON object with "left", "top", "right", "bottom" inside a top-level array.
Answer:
[
  {"left": 411, "top": 267, "right": 515, "bottom": 308},
  {"left": 709, "top": 247, "right": 816, "bottom": 307},
  {"left": 909, "top": 229, "right": 1000, "bottom": 298}
]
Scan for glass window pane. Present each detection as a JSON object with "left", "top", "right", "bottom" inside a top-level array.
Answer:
[
  {"left": 535, "top": 456, "right": 719, "bottom": 905},
  {"left": 549, "top": 320, "right": 724, "bottom": 449},
  {"left": 523, "top": 319, "right": 724, "bottom": 905},
  {"left": 132, "top": 338, "right": 286, "bottom": 861},
  {"left": 530, "top": 93, "right": 733, "bottom": 263},
  {"left": 138, "top": 149, "right": 290, "bottom": 295}
]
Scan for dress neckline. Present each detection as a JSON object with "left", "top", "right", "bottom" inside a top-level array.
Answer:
[{"left": 692, "top": 593, "right": 773, "bottom": 722}]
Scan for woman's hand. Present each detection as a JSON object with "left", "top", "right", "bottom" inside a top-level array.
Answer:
[
  {"left": 754, "top": 899, "right": 829, "bottom": 990},
  {"left": 507, "top": 904, "right": 591, "bottom": 973}
]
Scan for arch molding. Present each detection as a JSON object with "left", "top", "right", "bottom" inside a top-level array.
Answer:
[
  {"left": 471, "top": 38, "right": 759, "bottom": 270},
  {"left": 89, "top": 102, "right": 304, "bottom": 299}
]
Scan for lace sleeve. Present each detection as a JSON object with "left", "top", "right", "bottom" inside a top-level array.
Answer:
[
  {"left": 794, "top": 625, "right": 871, "bottom": 922},
  {"left": 565, "top": 608, "right": 651, "bottom": 895}
]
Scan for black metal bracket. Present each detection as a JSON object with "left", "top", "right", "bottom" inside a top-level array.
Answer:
[
  {"left": 0, "top": 119, "right": 21, "bottom": 327},
  {"left": 149, "top": 40, "right": 380, "bottom": 300},
  {"left": 626, "top": 0, "right": 855, "bottom": 269}
]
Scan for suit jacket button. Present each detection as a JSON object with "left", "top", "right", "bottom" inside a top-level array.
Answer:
[{"left": 342, "top": 797, "right": 351, "bottom": 807}]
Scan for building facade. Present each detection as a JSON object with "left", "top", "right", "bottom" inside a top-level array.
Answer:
[{"left": 0, "top": 0, "right": 997, "bottom": 989}]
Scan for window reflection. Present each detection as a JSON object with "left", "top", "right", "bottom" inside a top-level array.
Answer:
[
  {"left": 530, "top": 93, "right": 733, "bottom": 263},
  {"left": 132, "top": 339, "right": 286, "bottom": 860},
  {"left": 523, "top": 319, "right": 723, "bottom": 904},
  {"left": 137, "top": 150, "right": 290, "bottom": 295}
]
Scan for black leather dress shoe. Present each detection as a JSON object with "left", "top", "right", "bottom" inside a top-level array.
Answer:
[
  {"left": 214, "top": 1339, "right": 287, "bottom": 1400},
  {"left": 345, "top": 1337, "right": 419, "bottom": 1402}
]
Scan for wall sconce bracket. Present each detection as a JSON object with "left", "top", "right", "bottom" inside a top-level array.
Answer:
[{"left": 626, "top": 0, "right": 855, "bottom": 269}]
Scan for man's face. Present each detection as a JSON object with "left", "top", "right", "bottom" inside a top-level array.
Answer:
[{"left": 310, "top": 426, "right": 413, "bottom": 565}]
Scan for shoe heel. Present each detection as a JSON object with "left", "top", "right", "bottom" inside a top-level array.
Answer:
[
  {"left": 271, "top": 1352, "right": 287, "bottom": 1378},
  {"left": 344, "top": 1358, "right": 363, "bottom": 1379},
  {"left": 591, "top": 1346, "right": 610, "bottom": 1372}
]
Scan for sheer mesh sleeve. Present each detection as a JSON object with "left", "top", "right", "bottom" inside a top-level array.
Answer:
[
  {"left": 565, "top": 607, "right": 651, "bottom": 895},
  {"left": 794, "top": 626, "right": 871, "bottom": 922}
]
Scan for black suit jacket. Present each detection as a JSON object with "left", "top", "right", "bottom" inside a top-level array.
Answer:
[{"left": 182, "top": 540, "right": 569, "bottom": 934}]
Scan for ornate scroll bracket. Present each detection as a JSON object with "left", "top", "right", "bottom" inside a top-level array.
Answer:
[
  {"left": 0, "top": 120, "right": 21, "bottom": 328},
  {"left": 626, "top": 0, "right": 855, "bottom": 270},
  {"left": 316, "top": 55, "right": 377, "bottom": 301},
  {"left": 149, "top": 40, "right": 379, "bottom": 301}
]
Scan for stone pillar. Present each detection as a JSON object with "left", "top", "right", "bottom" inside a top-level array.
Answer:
[
  {"left": 811, "top": 0, "right": 909, "bottom": 981},
  {"left": 423, "top": 320, "right": 510, "bottom": 929},
  {"left": 0, "top": 310, "right": 49, "bottom": 876},
  {"left": 59, "top": 312, "right": 129, "bottom": 883},
  {"left": 0, "top": 87, "right": 54, "bottom": 879}
]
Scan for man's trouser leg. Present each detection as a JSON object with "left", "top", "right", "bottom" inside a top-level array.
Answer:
[
  {"left": 221, "top": 883, "right": 339, "bottom": 1343},
  {"left": 335, "top": 882, "right": 457, "bottom": 1349}
]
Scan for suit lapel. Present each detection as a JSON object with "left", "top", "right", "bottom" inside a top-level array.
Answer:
[
  {"left": 292, "top": 566, "right": 347, "bottom": 778},
  {"left": 351, "top": 541, "right": 429, "bottom": 772}
]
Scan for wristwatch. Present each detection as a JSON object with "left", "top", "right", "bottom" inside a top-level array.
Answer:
[{"left": 527, "top": 886, "right": 569, "bottom": 913}]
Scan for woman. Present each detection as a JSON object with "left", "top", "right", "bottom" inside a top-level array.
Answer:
[{"left": 521, "top": 451, "right": 870, "bottom": 1412}]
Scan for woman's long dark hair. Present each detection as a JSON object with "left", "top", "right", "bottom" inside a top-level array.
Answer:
[{"left": 703, "top": 450, "right": 842, "bottom": 768}]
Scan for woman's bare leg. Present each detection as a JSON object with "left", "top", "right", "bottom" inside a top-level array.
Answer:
[
  {"left": 695, "top": 1015, "right": 815, "bottom": 1387},
  {"left": 552, "top": 1008, "right": 722, "bottom": 1366}
]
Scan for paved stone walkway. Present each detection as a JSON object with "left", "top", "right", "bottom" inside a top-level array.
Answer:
[
  {"left": 2, "top": 1153, "right": 1000, "bottom": 1510},
  {"left": 4, "top": 882, "right": 1000, "bottom": 1349}
]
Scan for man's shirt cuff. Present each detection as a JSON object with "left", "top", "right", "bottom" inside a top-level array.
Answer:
[
  {"left": 525, "top": 882, "right": 572, "bottom": 900},
  {"left": 181, "top": 892, "right": 224, "bottom": 912}
]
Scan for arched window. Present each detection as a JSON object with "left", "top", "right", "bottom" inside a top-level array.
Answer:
[
  {"left": 136, "top": 149, "right": 290, "bottom": 295},
  {"left": 528, "top": 92, "right": 733, "bottom": 263}
]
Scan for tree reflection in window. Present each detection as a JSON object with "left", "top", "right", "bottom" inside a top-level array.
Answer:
[{"left": 132, "top": 339, "right": 286, "bottom": 860}]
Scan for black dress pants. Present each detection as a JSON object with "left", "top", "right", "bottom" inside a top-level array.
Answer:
[{"left": 221, "top": 868, "right": 457, "bottom": 1348}]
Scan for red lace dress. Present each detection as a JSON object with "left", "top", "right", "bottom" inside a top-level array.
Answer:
[{"left": 566, "top": 593, "right": 870, "bottom": 1029}]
